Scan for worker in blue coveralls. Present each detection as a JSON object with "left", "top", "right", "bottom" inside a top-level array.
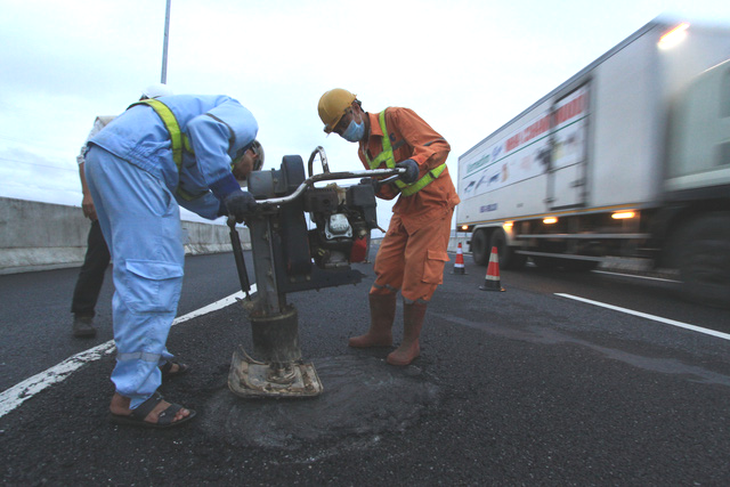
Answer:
[
  {"left": 84, "top": 94, "right": 262, "bottom": 429},
  {"left": 71, "top": 83, "right": 175, "bottom": 339}
]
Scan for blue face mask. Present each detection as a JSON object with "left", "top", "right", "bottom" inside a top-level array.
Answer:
[{"left": 341, "top": 118, "right": 365, "bottom": 142}]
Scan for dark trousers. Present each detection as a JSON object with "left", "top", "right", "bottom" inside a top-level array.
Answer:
[{"left": 71, "top": 220, "right": 111, "bottom": 317}]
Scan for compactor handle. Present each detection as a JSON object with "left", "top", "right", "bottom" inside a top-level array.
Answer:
[
  {"left": 228, "top": 216, "right": 251, "bottom": 299},
  {"left": 256, "top": 167, "right": 405, "bottom": 207}
]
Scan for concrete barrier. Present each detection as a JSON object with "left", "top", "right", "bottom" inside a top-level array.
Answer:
[
  {"left": 1, "top": 197, "right": 472, "bottom": 275},
  {"left": 0, "top": 197, "right": 249, "bottom": 275}
]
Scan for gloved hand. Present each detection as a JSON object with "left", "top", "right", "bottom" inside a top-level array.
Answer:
[
  {"left": 395, "top": 159, "right": 419, "bottom": 184},
  {"left": 224, "top": 190, "right": 257, "bottom": 223}
]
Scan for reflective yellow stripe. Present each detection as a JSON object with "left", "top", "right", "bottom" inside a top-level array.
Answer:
[
  {"left": 175, "top": 186, "right": 206, "bottom": 201},
  {"left": 128, "top": 99, "right": 194, "bottom": 170},
  {"left": 128, "top": 99, "right": 202, "bottom": 201},
  {"left": 400, "top": 163, "right": 446, "bottom": 196},
  {"left": 366, "top": 111, "right": 393, "bottom": 170},
  {"left": 365, "top": 108, "right": 445, "bottom": 196},
  {"left": 373, "top": 111, "right": 410, "bottom": 191}
]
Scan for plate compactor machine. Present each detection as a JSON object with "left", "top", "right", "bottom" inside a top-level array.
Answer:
[{"left": 227, "top": 147, "right": 403, "bottom": 398}]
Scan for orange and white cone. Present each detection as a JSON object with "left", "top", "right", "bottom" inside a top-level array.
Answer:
[
  {"left": 479, "top": 246, "right": 505, "bottom": 292},
  {"left": 452, "top": 242, "right": 466, "bottom": 275}
]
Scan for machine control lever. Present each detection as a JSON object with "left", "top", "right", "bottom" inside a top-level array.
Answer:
[
  {"left": 228, "top": 216, "right": 251, "bottom": 299},
  {"left": 256, "top": 167, "right": 405, "bottom": 207}
]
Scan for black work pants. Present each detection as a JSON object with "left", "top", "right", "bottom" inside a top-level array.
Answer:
[{"left": 71, "top": 220, "right": 110, "bottom": 317}]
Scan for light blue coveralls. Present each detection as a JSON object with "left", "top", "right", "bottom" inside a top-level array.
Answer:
[{"left": 84, "top": 94, "right": 258, "bottom": 409}]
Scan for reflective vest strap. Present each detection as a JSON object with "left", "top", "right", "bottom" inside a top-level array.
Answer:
[
  {"left": 366, "top": 109, "right": 396, "bottom": 170},
  {"left": 175, "top": 186, "right": 206, "bottom": 201},
  {"left": 367, "top": 151, "right": 390, "bottom": 170},
  {"left": 128, "top": 99, "right": 194, "bottom": 169},
  {"left": 400, "top": 163, "right": 446, "bottom": 196},
  {"left": 378, "top": 110, "right": 394, "bottom": 158},
  {"left": 365, "top": 108, "right": 446, "bottom": 196},
  {"left": 374, "top": 110, "right": 410, "bottom": 191},
  {"left": 129, "top": 100, "right": 205, "bottom": 201}
]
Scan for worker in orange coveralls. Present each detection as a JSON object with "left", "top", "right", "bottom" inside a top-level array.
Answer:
[{"left": 318, "top": 89, "right": 460, "bottom": 366}]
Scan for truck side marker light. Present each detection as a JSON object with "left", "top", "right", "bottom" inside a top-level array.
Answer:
[
  {"left": 543, "top": 217, "right": 558, "bottom": 225},
  {"left": 612, "top": 211, "right": 636, "bottom": 219}
]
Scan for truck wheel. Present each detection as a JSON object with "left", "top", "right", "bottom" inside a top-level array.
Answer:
[
  {"left": 490, "top": 228, "right": 526, "bottom": 270},
  {"left": 676, "top": 212, "right": 730, "bottom": 309},
  {"left": 471, "top": 229, "right": 490, "bottom": 266}
]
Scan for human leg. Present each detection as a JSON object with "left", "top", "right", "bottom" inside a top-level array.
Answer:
[
  {"left": 71, "top": 220, "right": 111, "bottom": 337},
  {"left": 372, "top": 214, "right": 407, "bottom": 294},
  {"left": 85, "top": 147, "right": 186, "bottom": 411},
  {"left": 348, "top": 216, "right": 407, "bottom": 347},
  {"left": 348, "top": 293, "right": 396, "bottom": 347},
  {"left": 386, "top": 300, "right": 428, "bottom": 366},
  {"left": 387, "top": 208, "right": 453, "bottom": 366}
]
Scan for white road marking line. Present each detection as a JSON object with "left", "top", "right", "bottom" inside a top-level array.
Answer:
[
  {"left": 0, "top": 288, "right": 254, "bottom": 419},
  {"left": 556, "top": 293, "right": 730, "bottom": 341}
]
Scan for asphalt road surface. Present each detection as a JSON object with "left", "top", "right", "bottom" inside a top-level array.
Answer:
[{"left": 2, "top": 250, "right": 730, "bottom": 485}]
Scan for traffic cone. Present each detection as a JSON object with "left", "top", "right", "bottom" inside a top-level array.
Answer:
[
  {"left": 452, "top": 242, "right": 466, "bottom": 275},
  {"left": 479, "top": 246, "right": 505, "bottom": 292}
]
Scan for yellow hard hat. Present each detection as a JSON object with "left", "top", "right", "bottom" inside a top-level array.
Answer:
[{"left": 318, "top": 88, "right": 356, "bottom": 133}]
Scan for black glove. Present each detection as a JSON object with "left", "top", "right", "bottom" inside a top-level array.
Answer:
[
  {"left": 224, "top": 190, "right": 257, "bottom": 223},
  {"left": 396, "top": 159, "right": 419, "bottom": 184}
]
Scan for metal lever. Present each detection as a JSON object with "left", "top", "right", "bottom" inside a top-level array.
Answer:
[
  {"left": 307, "top": 146, "right": 330, "bottom": 177},
  {"left": 227, "top": 216, "right": 251, "bottom": 299},
  {"left": 376, "top": 173, "right": 402, "bottom": 186},
  {"left": 256, "top": 167, "right": 406, "bottom": 207}
]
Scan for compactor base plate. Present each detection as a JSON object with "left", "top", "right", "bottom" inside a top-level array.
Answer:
[{"left": 227, "top": 346, "right": 323, "bottom": 398}]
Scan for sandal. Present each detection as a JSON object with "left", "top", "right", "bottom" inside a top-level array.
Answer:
[
  {"left": 109, "top": 392, "right": 196, "bottom": 429},
  {"left": 160, "top": 361, "right": 190, "bottom": 379}
]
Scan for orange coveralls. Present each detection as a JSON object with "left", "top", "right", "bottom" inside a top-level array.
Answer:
[{"left": 358, "top": 107, "right": 460, "bottom": 303}]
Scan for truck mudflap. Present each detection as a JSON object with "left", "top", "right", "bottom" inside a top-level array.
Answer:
[{"left": 228, "top": 346, "right": 324, "bottom": 398}]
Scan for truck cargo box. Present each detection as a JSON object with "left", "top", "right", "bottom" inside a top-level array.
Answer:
[
  {"left": 456, "top": 19, "right": 730, "bottom": 308},
  {"left": 457, "top": 19, "right": 730, "bottom": 225}
]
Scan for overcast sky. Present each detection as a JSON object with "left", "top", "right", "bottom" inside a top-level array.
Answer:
[{"left": 1, "top": 0, "right": 728, "bottom": 226}]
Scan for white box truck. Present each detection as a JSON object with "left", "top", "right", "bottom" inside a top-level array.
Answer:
[{"left": 456, "top": 19, "right": 730, "bottom": 307}]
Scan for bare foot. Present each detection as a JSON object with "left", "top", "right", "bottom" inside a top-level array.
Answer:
[
  {"left": 110, "top": 392, "right": 192, "bottom": 425},
  {"left": 167, "top": 363, "right": 182, "bottom": 374}
]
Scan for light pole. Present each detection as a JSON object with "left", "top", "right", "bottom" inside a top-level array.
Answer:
[{"left": 160, "top": 0, "right": 171, "bottom": 83}]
